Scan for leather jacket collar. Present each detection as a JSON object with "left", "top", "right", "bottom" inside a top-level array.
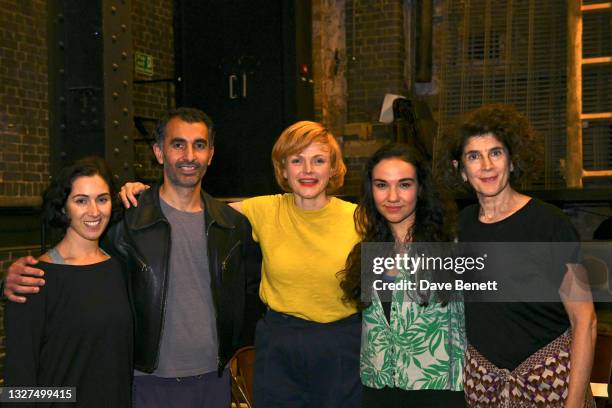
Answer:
[{"left": 127, "top": 184, "right": 236, "bottom": 231}]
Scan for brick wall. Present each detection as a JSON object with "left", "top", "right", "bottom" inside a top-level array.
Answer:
[
  {"left": 0, "top": 1, "right": 49, "bottom": 207},
  {"left": 0, "top": 0, "right": 176, "bottom": 269},
  {"left": 342, "top": 156, "right": 367, "bottom": 198},
  {"left": 345, "top": 0, "right": 407, "bottom": 123},
  {"left": 339, "top": 0, "right": 408, "bottom": 194},
  {"left": 0, "top": 0, "right": 173, "bottom": 204},
  {"left": 312, "top": 0, "right": 367, "bottom": 197},
  {"left": 132, "top": 0, "right": 174, "bottom": 182}
]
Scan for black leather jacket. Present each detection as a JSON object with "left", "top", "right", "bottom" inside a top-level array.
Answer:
[{"left": 103, "top": 185, "right": 263, "bottom": 374}]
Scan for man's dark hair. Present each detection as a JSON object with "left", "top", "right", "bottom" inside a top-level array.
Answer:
[
  {"left": 42, "top": 156, "right": 120, "bottom": 230},
  {"left": 154, "top": 107, "right": 215, "bottom": 147}
]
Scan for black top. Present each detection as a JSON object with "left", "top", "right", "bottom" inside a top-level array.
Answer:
[
  {"left": 459, "top": 198, "right": 577, "bottom": 370},
  {"left": 4, "top": 258, "right": 133, "bottom": 407}
]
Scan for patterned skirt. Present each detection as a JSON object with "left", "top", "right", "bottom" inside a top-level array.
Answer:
[{"left": 463, "top": 330, "right": 595, "bottom": 407}]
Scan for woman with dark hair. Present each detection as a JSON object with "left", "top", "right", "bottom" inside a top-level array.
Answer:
[
  {"left": 340, "top": 144, "right": 465, "bottom": 407},
  {"left": 442, "top": 104, "right": 596, "bottom": 407},
  {"left": 4, "top": 157, "right": 133, "bottom": 407}
]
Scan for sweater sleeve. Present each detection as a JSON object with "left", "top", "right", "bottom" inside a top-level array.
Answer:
[{"left": 3, "top": 272, "right": 49, "bottom": 387}]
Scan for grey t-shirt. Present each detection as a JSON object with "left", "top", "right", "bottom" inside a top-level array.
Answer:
[{"left": 138, "top": 198, "right": 219, "bottom": 378}]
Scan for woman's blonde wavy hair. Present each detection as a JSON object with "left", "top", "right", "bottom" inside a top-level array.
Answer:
[{"left": 271, "top": 121, "right": 346, "bottom": 194}]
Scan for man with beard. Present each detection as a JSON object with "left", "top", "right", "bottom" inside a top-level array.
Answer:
[{"left": 4, "top": 108, "right": 262, "bottom": 407}]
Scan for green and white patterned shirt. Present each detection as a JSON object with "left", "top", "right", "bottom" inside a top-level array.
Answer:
[{"left": 360, "top": 267, "right": 466, "bottom": 391}]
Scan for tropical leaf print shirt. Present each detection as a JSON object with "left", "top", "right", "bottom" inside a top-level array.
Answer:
[{"left": 360, "top": 267, "right": 466, "bottom": 391}]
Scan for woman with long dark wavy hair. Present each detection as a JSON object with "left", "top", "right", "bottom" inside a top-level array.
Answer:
[{"left": 339, "top": 144, "right": 466, "bottom": 407}]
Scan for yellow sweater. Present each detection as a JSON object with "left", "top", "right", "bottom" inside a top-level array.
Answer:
[{"left": 241, "top": 194, "right": 359, "bottom": 322}]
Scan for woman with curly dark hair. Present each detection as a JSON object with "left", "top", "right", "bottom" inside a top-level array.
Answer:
[
  {"left": 443, "top": 104, "right": 596, "bottom": 407},
  {"left": 340, "top": 144, "right": 466, "bottom": 407},
  {"left": 4, "top": 157, "right": 133, "bottom": 407}
]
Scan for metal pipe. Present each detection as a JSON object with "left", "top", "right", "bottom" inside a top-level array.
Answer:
[{"left": 415, "top": 0, "right": 433, "bottom": 82}]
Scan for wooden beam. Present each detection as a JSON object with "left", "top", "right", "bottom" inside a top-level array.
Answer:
[
  {"left": 582, "top": 56, "right": 612, "bottom": 65},
  {"left": 567, "top": 0, "right": 583, "bottom": 188},
  {"left": 583, "top": 169, "right": 612, "bottom": 178},
  {"left": 581, "top": 3, "right": 612, "bottom": 12},
  {"left": 581, "top": 112, "right": 612, "bottom": 120}
]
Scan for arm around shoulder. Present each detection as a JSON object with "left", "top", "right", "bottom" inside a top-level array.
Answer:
[{"left": 4, "top": 256, "right": 45, "bottom": 303}]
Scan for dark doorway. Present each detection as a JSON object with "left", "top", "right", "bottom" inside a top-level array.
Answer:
[{"left": 174, "top": 0, "right": 313, "bottom": 197}]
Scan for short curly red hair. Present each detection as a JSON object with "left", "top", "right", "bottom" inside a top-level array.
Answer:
[{"left": 271, "top": 121, "right": 346, "bottom": 194}]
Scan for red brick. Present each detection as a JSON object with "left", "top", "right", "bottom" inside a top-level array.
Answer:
[
  {"left": 1, "top": 0, "right": 170, "bottom": 202},
  {"left": 23, "top": 172, "right": 40, "bottom": 182}
]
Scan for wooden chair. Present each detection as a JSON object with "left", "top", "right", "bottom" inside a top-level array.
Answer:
[{"left": 230, "top": 346, "right": 255, "bottom": 408}]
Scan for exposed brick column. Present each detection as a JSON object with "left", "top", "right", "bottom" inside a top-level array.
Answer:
[
  {"left": 346, "top": 0, "right": 407, "bottom": 123},
  {"left": 0, "top": 1, "right": 49, "bottom": 207},
  {"left": 313, "top": 0, "right": 347, "bottom": 138},
  {"left": 340, "top": 0, "right": 408, "bottom": 196}
]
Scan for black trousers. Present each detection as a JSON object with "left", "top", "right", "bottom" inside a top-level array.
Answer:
[{"left": 253, "top": 309, "right": 361, "bottom": 408}]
